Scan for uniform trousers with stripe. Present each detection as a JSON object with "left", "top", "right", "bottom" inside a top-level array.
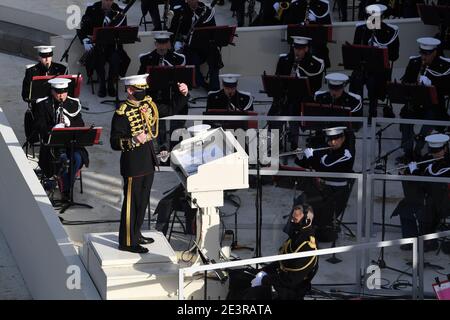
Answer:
[{"left": 119, "top": 173, "right": 154, "bottom": 247}]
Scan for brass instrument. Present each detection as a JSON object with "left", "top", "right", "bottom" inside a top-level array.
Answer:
[{"left": 275, "top": 1, "right": 290, "bottom": 21}]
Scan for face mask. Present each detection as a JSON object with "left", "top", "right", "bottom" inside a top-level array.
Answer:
[{"left": 132, "top": 90, "right": 146, "bottom": 101}]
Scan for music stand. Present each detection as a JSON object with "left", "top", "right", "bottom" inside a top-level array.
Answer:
[
  {"left": 300, "top": 102, "right": 352, "bottom": 131},
  {"left": 387, "top": 82, "right": 438, "bottom": 107},
  {"left": 188, "top": 25, "right": 237, "bottom": 49},
  {"left": 342, "top": 43, "right": 389, "bottom": 72},
  {"left": 47, "top": 126, "right": 102, "bottom": 213},
  {"left": 93, "top": 26, "right": 139, "bottom": 108},
  {"left": 30, "top": 74, "right": 83, "bottom": 100},
  {"left": 262, "top": 74, "right": 311, "bottom": 100}
]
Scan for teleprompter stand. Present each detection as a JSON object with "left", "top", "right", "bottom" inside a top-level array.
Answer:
[{"left": 47, "top": 126, "right": 102, "bottom": 213}]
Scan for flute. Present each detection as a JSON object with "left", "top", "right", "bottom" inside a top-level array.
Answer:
[
  {"left": 279, "top": 146, "right": 331, "bottom": 157},
  {"left": 387, "top": 157, "right": 444, "bottom": 173}
]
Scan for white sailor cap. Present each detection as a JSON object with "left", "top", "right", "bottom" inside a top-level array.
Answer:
[
  {"left": 154, "top": 31, "right": 173, "bottom": 42},
  {"left": 188, "top": 124, "right": 211, "bottom": 137},
  {"left": 34, "top": 45, "right": 55, "bottom": 57},
  {"left": 325, "top": 73, "right": 349, "bottom": 88},
  {"left": 120, "top": 74, "right": 149, "bottom": 89},
  {"left": 48, "top": 78, "right": 71, "bottom": 92},
  {"left": 417, "top": 37, "right": 441, "bottom": 53},
  {"left": 365, "top": 4, "right": 387, "bottom": 15},
  {"left": 291, "top": 36, "right": 312, "bottom": 47},
  {"left": 220, "top": 74, "right": 240, "bottom": 87},
  {"left": 323, "top": 126, "right": 347, "bottom": 138},
  {"left": 425, "top": 133, "right": 449, "bottom": 150}
]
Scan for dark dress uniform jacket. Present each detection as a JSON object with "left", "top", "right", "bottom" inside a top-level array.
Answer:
[
  {"left": 276, "top": 51, "right": 325, "bottom": 96},
  {"left": 401, "top": 55, "right": 450, "bottom": 117},
  {"left": 283, "top": 0, "right": 332, "bottom": 24},
  {"left": 137, "top": 49, "right": 189, "bottom": 116},
  {"left": 110, "top": 98, "right": 159, "bottom": 177},
  {"left": 314, "top": 90, "right": 363, "bottom": 117},
  {"left": 22, "top": 62, "right": 67, "bottom": 102},
  {"left": 423, "top": 155, "right": 450, "bottom": 220},
  {"left": 35, "top": 96, "right": 88, "bottom": 178},
  {"left": 206, "top": 89, "right": 254, "bottom": 111},
  {"left": 261, "top": 225, "right": 318, "bottom": 299}
]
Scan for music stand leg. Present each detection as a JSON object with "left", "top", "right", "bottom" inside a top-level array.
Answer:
[{"left": 60, "top": 139, "right": 92, "bottom": 214}]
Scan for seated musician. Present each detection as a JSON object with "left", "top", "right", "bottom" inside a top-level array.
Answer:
[
  {"left": 35, "top": 78, "right": 88, "bottom": 202},
  {"left": 137, "top": 31, "right": 189, "bottom": 151},
  {"left": 244, "top": 205, "right": 318, "bottom": 300},
  {"left": 397, "top": 37, "right": 450, "bottom": 163},
  {"left": 22, "top": 45, "right": 67, "bottom": 103},
  {"left": 394, "top": 133, "right": 450, "bottom": 252},
  {"left": 315, "top": 73, "right": 362, "bottom": 118},
  {"left": 79, "top": 0, "right": 131, "bottom": 97},
  {"left": 169, "top": 0, "right": 223, "bottom": 91},
  {"left": 206, "top": 74, "right": 254, "bottom": 112},
  {"left": 351, "top": 4, "right": 399, "bottom": 122},
  {"left": 294, "top": 126, "right": 355, "bottom": 242},
  {"left": 268, "top": 36, "right": 324, "bottom": 151}
]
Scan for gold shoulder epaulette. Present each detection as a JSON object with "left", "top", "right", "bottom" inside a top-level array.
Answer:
[{"left": 116, "top": 103, "right": 127, "bottom": 115}]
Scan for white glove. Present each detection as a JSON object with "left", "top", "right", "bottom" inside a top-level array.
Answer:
[
  {"left": 419, "top": 75, "right": 432, "bottom": 86},
  {"left": 83, "top": 38, "right": 93, "bottom": 52},
  {"left": 344, "top": 149, "right": 352, "bottom": 159},
  {"left": 408, "top": 161, "right": 418, "bottom": 173},
  {"left": 304, "top": 148, "right": 314, "bottom": 159},
  {"left": 308, "top": 12, "right": 316, "bottom": 22},
  {"left": 53, "top": 123, "right": 65, "bottom": 129},
  {"left": 273, "top": 2, "right": 280, "bottom": 12},
  {"left": 174, "top": 41, "right": 183, "bottom": 52},
  {"left": 251, "top": 271, "right": 268, "bottom": 287}
]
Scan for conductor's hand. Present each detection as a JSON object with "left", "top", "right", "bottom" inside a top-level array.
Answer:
[
  {"left": 408, "top": 161, "right": 418, "bottom": 173},
  {"left": 251, "top": 271, "right": 267, "bottom": 287},
  {"left": 178, "top": 82, "right": 188, "bottom": 96},
  {"left": 134, "top": 132, "right": 148, "bottom": 145},
  {"left": 304, "top": 148, "right": 314, "bottom": 159}
]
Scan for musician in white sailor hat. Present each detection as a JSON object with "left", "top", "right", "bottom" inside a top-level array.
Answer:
[
  {"left": 294, "top": 126, "right": 355, "bottom": 242},
  {"left": 270, "top": 35, "right": 324, "bottom": 150},
  {"left": 398, "top": 37, "right": 450, "bottom": 163},
  {"left": 206, "top": 74, "right": 254, "bottom": 112},
  {"left": 397, "top": 133, "right": 450, "bottom": 251},
  {"left": 353, "top": 3, "right": 399, "bottom": 122},
  {"left": 35, "top": 77, "right": 87, "bottom": 202},
  {"left": 315, "top": 73, "right": 363, "bottom": 118},
  {"left": 22, "top": 45, "right": 67, "bottom": 103}
]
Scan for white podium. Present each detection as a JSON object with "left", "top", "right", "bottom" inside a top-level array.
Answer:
[{"left": 170, "top": 127, "right": 249, "bottom": 262}]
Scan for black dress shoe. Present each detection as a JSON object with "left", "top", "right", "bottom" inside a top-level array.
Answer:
[
  {"left": 118, "top": 245, "right": 149, "bottom": 253},
  {"left": 139, "top": 235, "right": 155, "bottom": 245},
  {"left": 98, "top": 84, "right": 107, "bottom": 98},
  {"left": 108, "top": 83, "right": 117, "bottom": 97}
]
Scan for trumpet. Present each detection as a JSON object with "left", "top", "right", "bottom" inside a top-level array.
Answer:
[
  {"left": 275, "top": 2, "right": 290, "bottom": 21},
  {"left": 279, "top": 146, "right": 331, "bottom": 157}
]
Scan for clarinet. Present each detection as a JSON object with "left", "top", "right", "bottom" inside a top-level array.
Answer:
[
  {"left": 183, "top": 0, "right": 219, "bottom": 46},
  {"left": 304, "top": 0, "right": 310, "bottom": 24}
]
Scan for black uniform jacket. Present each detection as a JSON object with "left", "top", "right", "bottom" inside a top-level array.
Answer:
[
  {"left": 283, "top": 0, "right": 331, "bottom": 24},
  {"left": 295, "top": 134, "right": 355, "bottom": 184},
  {"left": 137, "top": 49, "right": 189, "bottom": 115},
  {"left": 110, "top": 98, "right": 159, "bottom": 177},
  {"left": 206, "top": 89, "right": 254, "bottom": 111},
  {"left": 353, "top": 21, "right": 400, "bottom": 62},
  {"left": 169, "top": 1, "right": 216, "bottom": 42},
  {"left": 35, "top": 96, "right": 88, "bottom": 178},
  {"left": 401, "top": 55, "right": 450, "bottom": 114},
  {"left": 79, "top": 1, "right": 128, "bottom": 40},
  {"left": 276, "top": 51, "right": 325, "bottom": 95},
  {"left": 314, "top": 90, "right": 363, "bottom": 116},
  {"left": 22, "top": 62, "right": 67, "bottom": 102},
  {"left": 261, "top": 224, "right": 318, "bottom": 299}
]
